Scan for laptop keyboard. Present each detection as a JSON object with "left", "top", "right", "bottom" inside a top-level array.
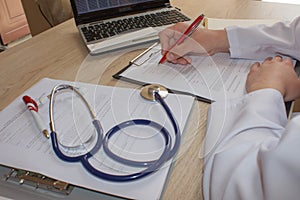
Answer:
[{"left": 81, "top": 9, "right": 190, "bottom": 43}]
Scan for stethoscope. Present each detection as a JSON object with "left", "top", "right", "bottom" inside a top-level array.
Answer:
[{"left": 48, "top": 84, "right": 180, "bottom": 182}]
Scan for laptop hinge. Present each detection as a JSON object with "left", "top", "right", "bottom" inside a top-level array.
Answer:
[{"left": 165, "top": 3, "right": 171, "bottom": 8}]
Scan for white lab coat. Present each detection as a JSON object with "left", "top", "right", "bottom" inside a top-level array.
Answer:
[{"left": 203, "top": 16, "right": 300, "bottom": 200}]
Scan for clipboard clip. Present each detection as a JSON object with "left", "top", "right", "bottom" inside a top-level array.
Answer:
[
  {"left": 130, "top": 42, "right": 161, "bottom": 66},
  {"left": 3, "top": 167, "right": 73, "bottom": 195}
]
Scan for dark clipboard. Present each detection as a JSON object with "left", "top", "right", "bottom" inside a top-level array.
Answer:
[{"left": 112, "top": 42, "right": 213, "bottom": 104}]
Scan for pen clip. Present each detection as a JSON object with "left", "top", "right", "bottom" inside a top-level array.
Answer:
[{"left": 186, "top": 14, "right": 205, "bottom": 38}]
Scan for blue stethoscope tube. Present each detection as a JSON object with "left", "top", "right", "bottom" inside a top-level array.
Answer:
[{"left": 49, "top": 84, "right": 180, "bottom": 182}]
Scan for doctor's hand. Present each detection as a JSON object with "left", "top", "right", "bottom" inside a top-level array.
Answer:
[
  {"left": 158, "top": 22, "right": 230, "bottom": 64},
  {"left": 246, "top": 56, "right": 300, "bottom": 102}
]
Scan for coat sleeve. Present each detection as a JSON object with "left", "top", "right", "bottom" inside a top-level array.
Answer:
[
  {"left": 225, "top": 16, "right": 300, "bottom": 60},
  {"left": 203, "top": 89, "right": 300, "bottom": 200}
]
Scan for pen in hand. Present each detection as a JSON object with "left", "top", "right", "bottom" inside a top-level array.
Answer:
[
  {"left": 159, "top": 14, "right": 205, "bottom": 64},
  {"left": 23, "top": 95, "right": 49, "bottom": 139}
]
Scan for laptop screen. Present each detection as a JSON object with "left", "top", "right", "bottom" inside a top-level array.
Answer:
[
  {"left": 70, "top": 0, "right": 170, "bottom": 24},
  {"left": 75, "top": 0, "right": 165, "bottom": 15}
]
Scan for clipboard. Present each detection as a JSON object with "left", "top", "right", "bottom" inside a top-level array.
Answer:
[
  {"left": 113, "top": 42, "right": 213, "bottom": 104},
  {"left": 0, "top": 78, "right": 195, "bottom": 200},
  {"left": 113, "top": 43, "right": 300, "bottom": 117},
  {"left": 0, "top": 164, "right": 126, "bottom": 199},
  {"left": 0, "top": 164, "right": 73, "bottom": 196}
]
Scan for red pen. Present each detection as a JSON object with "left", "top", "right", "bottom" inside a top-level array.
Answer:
[
  {"left": 159, "top": 14, "right": 205, "bottom": 64},
  {"left": 23, "top": 95, "right": 49, "bottom": 139}
]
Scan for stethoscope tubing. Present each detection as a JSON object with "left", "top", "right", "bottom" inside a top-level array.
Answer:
[
  {"left": 103, "top": 119, "right": 171, "bottom": 167},
  {"left": 49, "top": 85, "right": 181, "bottom": 182},
  {"left": 50, "top": 120, "right": 103, "bottom": 162}
]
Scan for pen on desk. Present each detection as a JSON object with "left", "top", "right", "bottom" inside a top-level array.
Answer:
[
  {"left": 159, "top": 14, "right": 205, "bottom": 64},
  {"left": 22, "top": 95, "right": 49, "bottom": 139}
]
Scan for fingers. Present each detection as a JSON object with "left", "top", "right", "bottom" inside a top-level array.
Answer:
[
  {"left": 159, "top": 28, "right": 175, "bottom": 55},
  {"left": 248, "top": 62, "right": 261, "bottom": 77},
  {"left": 246, "top": 55, "right": 298, "bottom": 101},
  {"left": 274, "top": 55, "right": 283, "bottom": 61},
  {"left": 159, "top": 40, "right": 193, "bottom": 64},
  {"left": 283, "top": 57, "right": 293, "bottom": 66},
  {"left": 166, "top": 41, "right": 194, "bottom": 62},
  {"left": 262, "top": 56, "right": 280, "bottom": 64},
  {"left": 159, "top": 22, "right": 201, "bottom": 64},
  {"left": 159, "top": 22, "right": 189, "bottom": 54},
  {"left": 249, "top": 62, "right": 261, "bottom": 73},
  {"left": 263, "top": 55, "right": 292, "bottom": 64},
  {"left": 251, "top": 56, "right": 293, "bottom": 73},
  {"left": 263, "top": 57, "right": 273, "bottom": 63},
  {"left": 167, "top": 55, "right": 192, "bottom": 65}
]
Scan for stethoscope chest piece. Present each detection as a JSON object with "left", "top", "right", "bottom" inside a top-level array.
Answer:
[{"left": 140, "top": 84, "right": 168, "bottom": 101}]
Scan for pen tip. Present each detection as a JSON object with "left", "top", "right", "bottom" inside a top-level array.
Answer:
[{"left": 159, "top": 58, "right": 166, "bottom": 64}]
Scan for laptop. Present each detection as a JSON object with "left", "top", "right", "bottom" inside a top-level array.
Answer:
[{"left": 70, "top": 0, "right": 190, "bottom": 55}]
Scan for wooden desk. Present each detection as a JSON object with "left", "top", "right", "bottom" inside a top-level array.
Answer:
[{"left": 0, "top": 0, "right": 300, "bottom": 199}]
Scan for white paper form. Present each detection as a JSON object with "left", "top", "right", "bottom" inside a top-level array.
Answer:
[
  {"left": 119, "top": 43, "right": 259, "bottom": 101},
  {"left": 0, "top": 78, "right": 194, "bottom": 200}
]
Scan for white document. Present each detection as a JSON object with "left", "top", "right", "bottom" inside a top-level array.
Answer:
[
  {"left": 119, "top": 43, "right": 260, "bottom": 101},
  {"left": 0, "top": 78, "right": 194, "bottom": 200}
]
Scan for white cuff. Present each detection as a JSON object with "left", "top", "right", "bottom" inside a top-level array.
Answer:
[{"left": 225, "top": 26, "right": 242, "bottom": 58}]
